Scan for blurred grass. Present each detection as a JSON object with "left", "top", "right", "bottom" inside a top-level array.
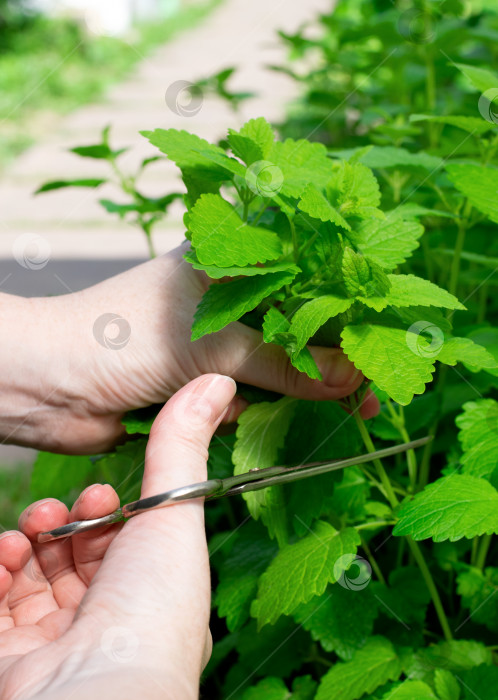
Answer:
[
  {"left": 0, "top": 463, "right": 32, "bottom": 531},
  {"left": 0, "top": 0, "right": 223, "bottom": 167}
]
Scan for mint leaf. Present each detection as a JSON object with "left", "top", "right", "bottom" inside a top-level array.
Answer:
[
  {"left": 240, "top": 117, "right": 275, "bottom": 158},
  {"left": 434, "top": 669, "right": 461, "bottom": 700},
  {"left": 438, "top": 338, "right": 498, "bottom": 372},
  {"left": 288, "top": 295, "right": 354, "bottom": 352},
  {"left": 293, "top": 585, "right": 379, "bottom": 660},
  {"left": 268, "top": 138, "right": 333, "bottom": 198},
  {"left": 315, "top": 637, "right": 402, "bottom": 700},
  {"left": 216, "top": 523, "right": 277, "bottom": 632},
  {"left": 385, "top": 274, "right": 465, "bottom": 310},
  {"left": 233, "top": 397, "right": 297, "bottom": 543},
  {"left": 381, "top": 681, "right": 437, "bottom": 699},
  {"left": 330, "top": 145, "right": 443, "bottom": 170},
  {"left": 298, "top": 183, "right": 351, "bottom": 230},
  {"left": 393, "top": 475, "right": 498, "bottom": 541},
  {"left": 184, "top": 249, "right": 298, "bottom": 279},
  {"left": 410, "top": 114, "right": 494, "bottom": 136},
  {"left": 252, "top": 522, "right": 360, "bottom": 626},
  {"left": 416, "top": 640, "right": 492, "bottom": 672},
  {"left": 241, "top": 678, "right": 289, "bottom": 700},
  {"left": 341, "top": 323, "right": 436, "bottom": 405},
  {"left": 35, "top": 178, "right": 106, "bottom": 193},
  {"left": 328, "top": 161, "right": 383, "bottom": 220},
  {"left": 346, "top": 216, "right": 424, "bottom": 269},
  {"left": 192, "top": 271, "right": 296, "bottom": 340},
  {"left": 189, "top": 194, "right": 282, "bottom": 266},
  {"left": 456, "top": 399, "right": 498, "bottom": 479},
  {"left": 457, "top": 566, "right": 498, "bottom": 632},
  {"left": 446, "top": 164, "right": 498, "bottom": 224},
  {"left": 459, "top": 666, "right": 498, "bottom": 700},
  {"left": 371, "top": 567, "right": 431, "bottom": 628},
  {"left": 262, "top": 307, "right": 322, "bottom": 380},
  {"left": 455, "top": 63, "right": 498, "bottom": 93},
  {"left": 227, "top": 131, "right": 263, "bottom": 165}
]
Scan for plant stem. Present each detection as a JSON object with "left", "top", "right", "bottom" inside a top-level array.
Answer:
[
  {"left": 288, "top": 215, "right": 299, "bottom": 262},
  {"left": 354, "top": 412, "right": 399, "bottom": 507},
  {"left": 142, "top": 227, "right": 156, "bottom": 259},
  {"left": 360, "top": 534, "right": 386, "bottom": 585},
  {"left": 448, "top": 219, "right": 467, "bottom": 299},
  {"left": 354, "top": 409, "right": 453, "bottom": 641},
  {"left": 476, "top": 534, "right": 492, "bottom": 571}
]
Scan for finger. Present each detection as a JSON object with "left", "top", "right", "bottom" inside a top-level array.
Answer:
[
  {"left": 0, "top": 531, "right": 58, "bottom": 626},
  {"left": 77, "top": 374, "right": 236, "bottom": 683},
  {"left": 220, "top": 395, "right": 249, "bottom": 424},
  {"left": 20, "top": 499, "right": 87, "bottom": 611},
  {"left": 214, "top": 323, "right": 364, "bottom": 400},
  {"left": 0, "top": 565, "right": 13, "bottom": 632},
  {"left": 359, "top": 388, "right": 381, "bottom": 420},
  {"left": 70, "top": 484, "right": 121, "bottom": 586}
]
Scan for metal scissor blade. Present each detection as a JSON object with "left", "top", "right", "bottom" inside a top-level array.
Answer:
[{"left": 37, "top": 436, "right": 431, "bottom": 543}]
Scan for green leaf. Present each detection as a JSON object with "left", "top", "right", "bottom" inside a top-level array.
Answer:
[
  {"left": 459, "top": 665, "right": 498, "bottom": 700},
  {"left": 297, "top": 183, "right": 351, "bottom": 230},
  {"left": 393, "top": 475, "right": 498, "bottom": 541},
  {"left": 410, "top": 114, "right": 494, "bottom": 136},
  {"left": 416, "top": 640, "right": 492, "bottom": 672},
  {"left": 446, "top": 164, "right": 498, "bottom": 224},
  {"left": 456, "top": 399, "right": 498, "bottom": 479},
  {"left": 215, "top": 522, "right": 277, "bottom": 632},
  {"left": 293, "top": 585, "right": 379, "bottom": 660},
  {"left": 371, "top": 567, "right": 431, "bottom": 628},
  {"left": 342, "top": 247, "right": 370, "bottom": 295},
  {"left": 239, "top": 117, "right": 275, "bottom": 158},
  {"left": 385, "top": 274, "right": 465, "bottom": 310},
  {"left": 455, "top": 63, "right": 498, "bottom": 93},
  {"left": 184, "top": 249, "right": 299, "bottom": 279},
  {"left": 189, "top": 194, "right": 282, "bottom": 266},
  {"left": 457, "top": 566, "right": 498, "bottom": 632},
  {"left": 288, "top": 295, "right": 354, "bottom": 352},
  {"left": 241, "top": 678, "right": 289, "bottom": 700},
  {"left": 438, "top": 337, "right": 498, "bottom": 373},
  {"left": 30, "top": 452, "right": 95, "bottom": 504},
  {"left": 328, "top": 161, "right": 383, "bottom": 220},
  {"left": 191, "top": 271, "right": 296, "bottom": 340},
  {"left": 346, "top": 216, "right": 425, "bottom": 270},
  {"left": 122, "top": 406, "right": 160, "bottom": 435},
  {"left": 268, "top": 138, "right": 333, "bottom": 198},
  {"left": 330, "top": 145, "right": 444, "bottom": 170},
  {"left": 262, "top": 307, "right": 322, "bottom": 380},
  {"left": 233, "top": 397, "right": 297, "bottom": 544},
  {"left": 341, "top": 323, "right": 436, "bottom": 405},
  {"left": 381, "top": 680, "right": 437, "bottom": 699},
  {"left": 227, "top": 130, "right": 263, "bottom": 165},
  {"left": 35, "top": 178, "right": 106, "bottom": 194},
  {"left": 434, "top": 669, "right": 461, "bottom": 700},
  {"left": 315, "top": 637, "right": 402, "bottom": 700},
  {"left": 252, "top": 522, "right": 360, "bottom": 626},
  {"left": 70, "top": 144, "right": 124, "bottom": 159}
]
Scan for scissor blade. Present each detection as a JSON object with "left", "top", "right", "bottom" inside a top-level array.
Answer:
[{"left": 218, "top": 435, "right": 432, "bottom": 497}]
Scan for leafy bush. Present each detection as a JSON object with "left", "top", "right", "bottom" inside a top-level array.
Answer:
[{"left": 30, "top": 0, "right": 498, "bottom": 697}]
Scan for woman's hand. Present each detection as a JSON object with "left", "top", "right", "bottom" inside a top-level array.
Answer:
[
  {"left": 0, "top": 244, "right": 378, "bottom": 453},
  {"left": 0, "top": 375, "right": 234, "bottom": 700}
]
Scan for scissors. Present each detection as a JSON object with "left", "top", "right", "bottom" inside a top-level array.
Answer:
[{"left": 37, "top": 436, "right": 431, "bottom": 543}]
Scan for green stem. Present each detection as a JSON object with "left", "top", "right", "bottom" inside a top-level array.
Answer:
[
  {"left": 476, "top": 534, "right": 492, "bottom": 571},
  {"left": 288, "top": 215, "right": 299, "bottom": 262},
  {"left": 242, "top": 199, "right": 249, "bottom": 222},
  {"left": 448, "top": 220, "right": 467, "bottom": 300},
  {"left": 354, "top": 409, "right": 453, "bottom": 641},
  {"left": 251, "top": 199, "right": 269, "bottom": 226},
  {"left": 477, "top": 285, "right": 488, "bottom": 324},
  {"left": 360, "top": 535, "right": 386, "bottom": 585},
  {"left": 142, "top": 227, "right": 156, "bottom": 259}
]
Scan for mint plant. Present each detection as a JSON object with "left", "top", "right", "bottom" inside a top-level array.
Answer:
[{"left": 28, "top": 1, "right": 498, "bottom": 697}]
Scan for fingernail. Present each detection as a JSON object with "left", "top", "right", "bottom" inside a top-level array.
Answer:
[
  {"left": 196, "top": 374, "right": 237, "bottom": 423},
  {"left": 0, "top": 531, "right": 24, "bottom": 541},
  {"left": 320, "top": 352, "right": 361, "bottom": 387},
  {"left": 74, "top": 484, "right": 102, "bottom": 508}
]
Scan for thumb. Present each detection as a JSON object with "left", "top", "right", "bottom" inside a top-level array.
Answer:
[{"left": 75, "top": 374, "right": 236, "bottom": 685}]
